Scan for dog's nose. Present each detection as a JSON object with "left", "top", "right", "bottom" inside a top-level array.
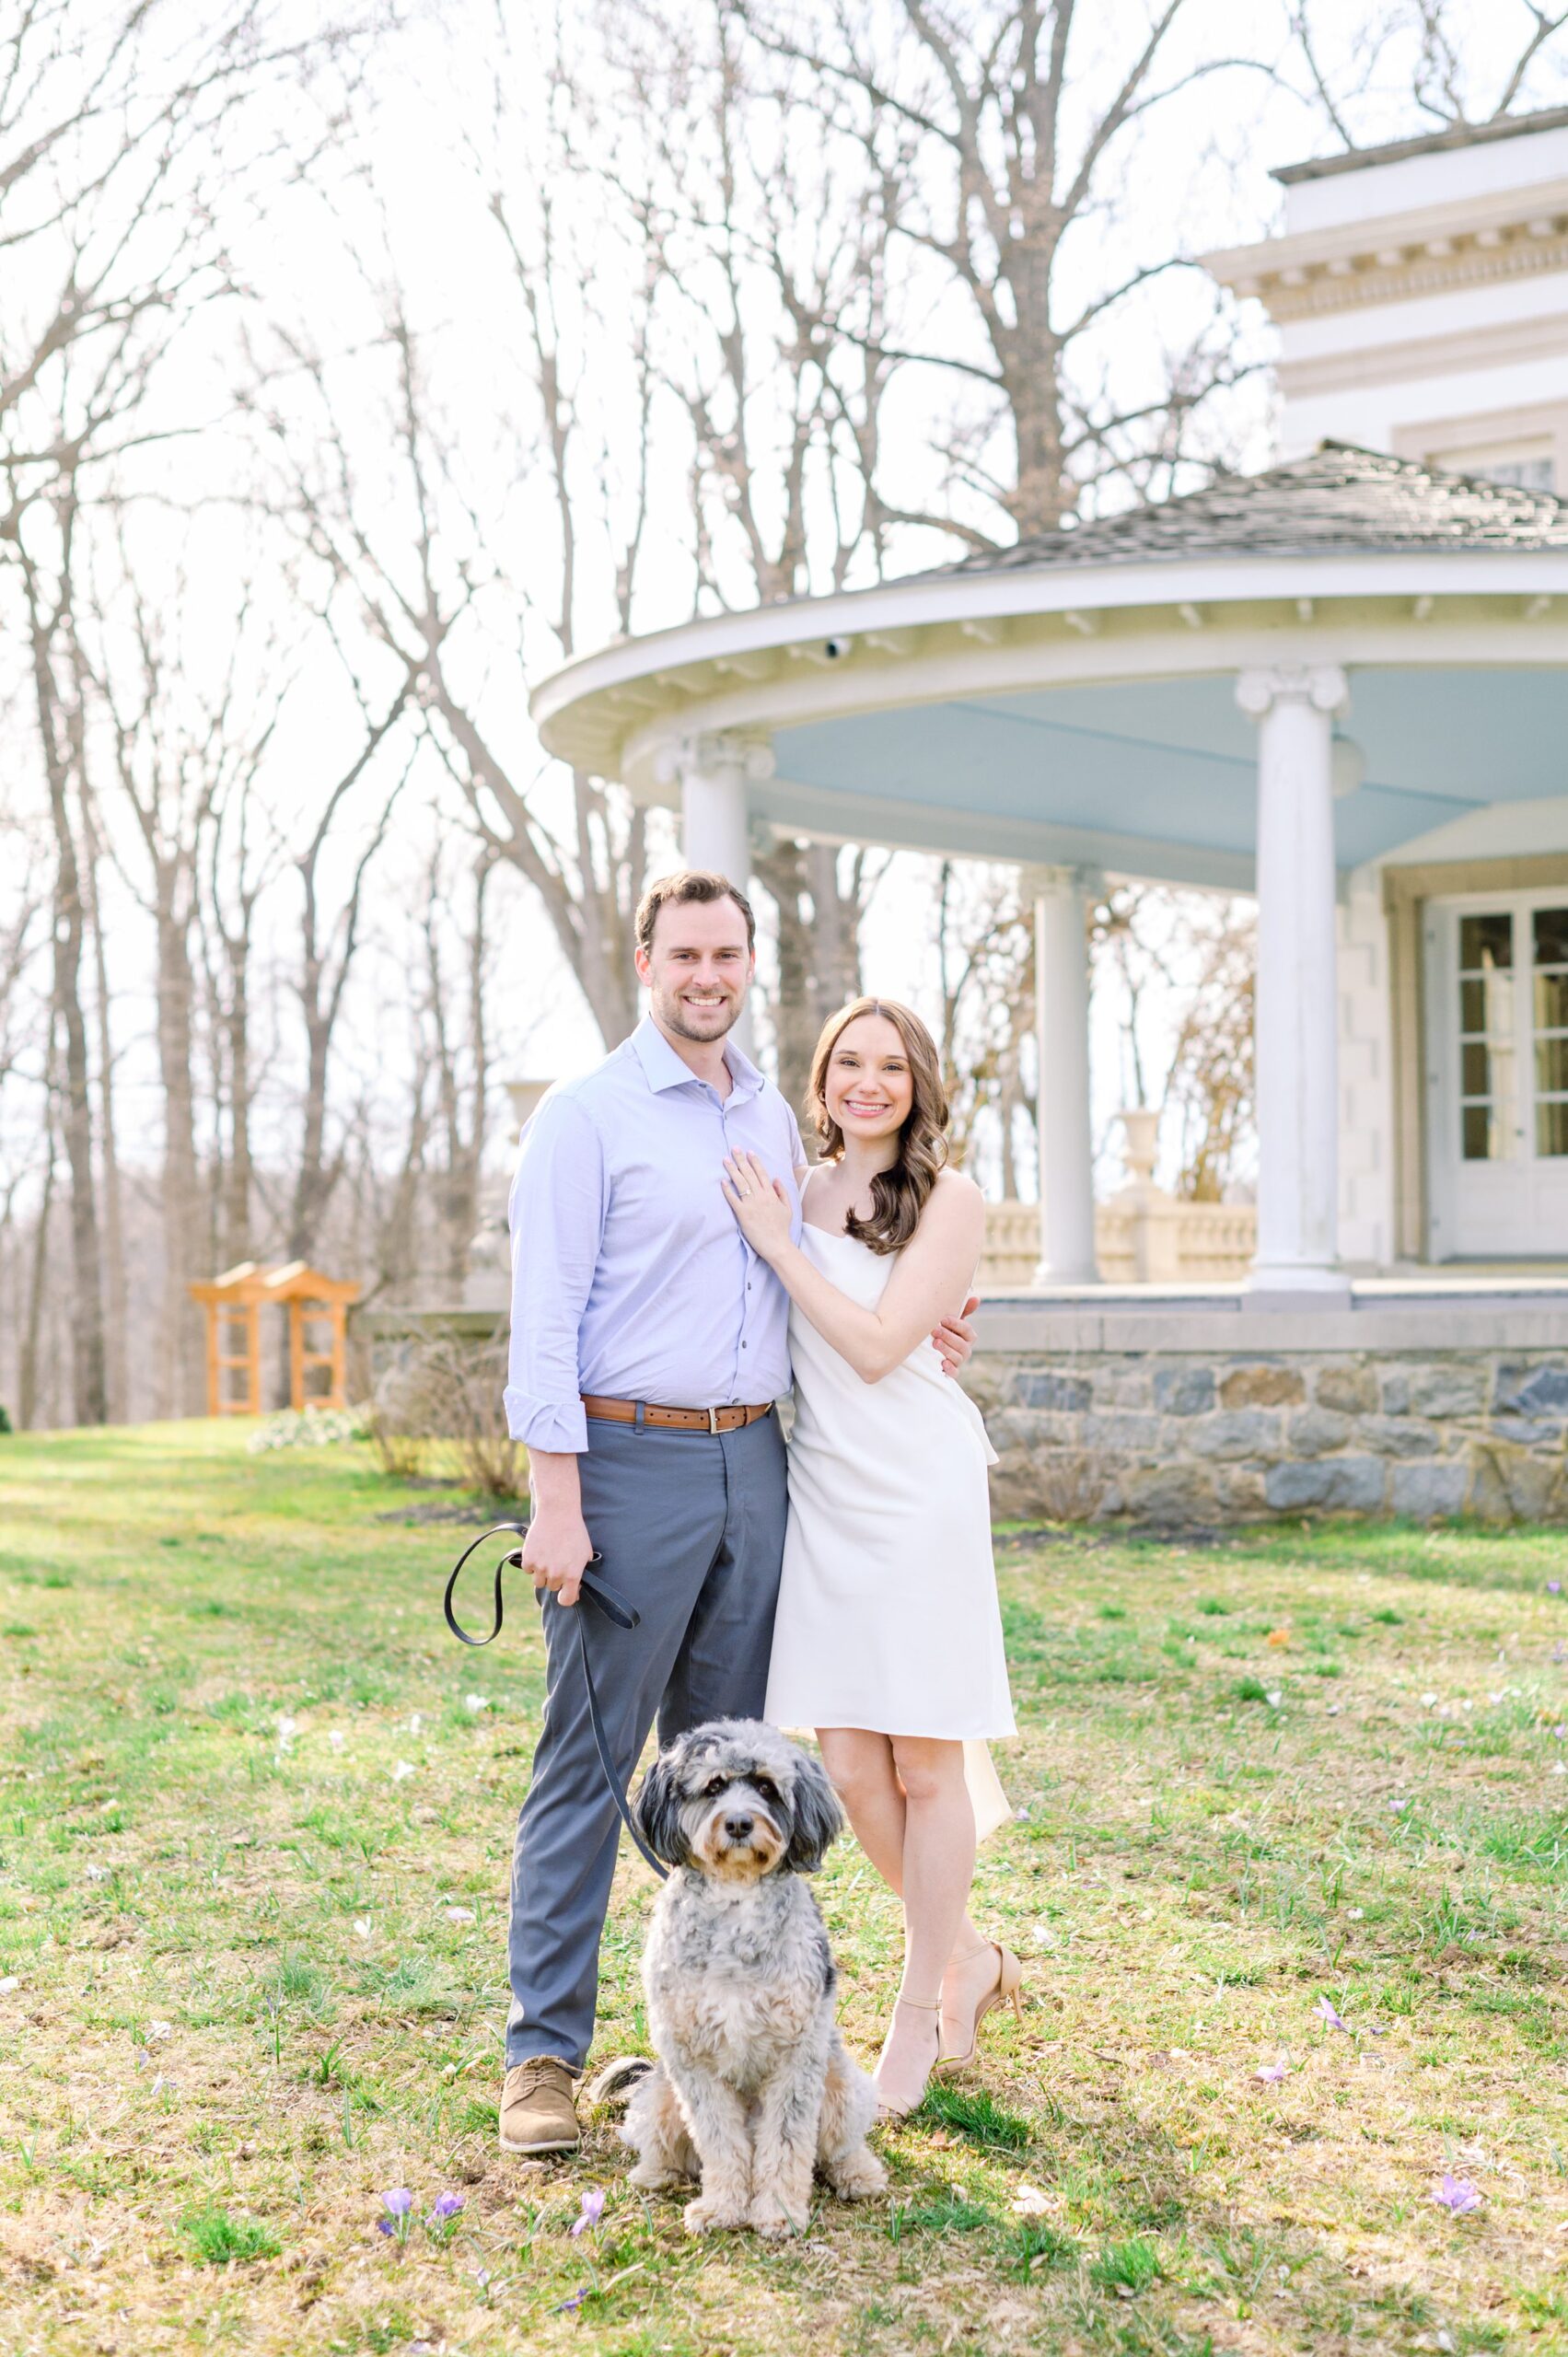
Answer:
[{"left": 723, "top": 1813, "right": 754, "bottom": 1841}]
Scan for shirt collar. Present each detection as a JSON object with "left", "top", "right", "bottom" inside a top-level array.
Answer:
[{"left": 631, "top": 1014, "right": 764, "bottom": 1104}]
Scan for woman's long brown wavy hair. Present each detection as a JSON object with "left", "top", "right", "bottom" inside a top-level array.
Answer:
[{"left": 807, "top": 997, "right": 950, "bottom": 1256}]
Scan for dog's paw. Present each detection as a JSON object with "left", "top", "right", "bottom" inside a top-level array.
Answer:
[
  {"left": 824, "top": 2147, "right": 888, "bottom": 2201},
  {"left": 628, "top": 2162, "right": 690, "bottom": 2193},
  {"left": 682, "top": 2191, "right": 749, "bottom": 2235},
  {"left": 748, "top": 2194, "right": 808, "bottom": 2238}
]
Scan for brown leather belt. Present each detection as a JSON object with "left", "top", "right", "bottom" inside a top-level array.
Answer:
[{"left": 582, "top": 1394, "right": 774, "bottom": 1435}]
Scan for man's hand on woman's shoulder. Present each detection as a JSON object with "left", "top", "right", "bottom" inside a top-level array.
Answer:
[{"left": 933, "top": 1293, "right": 980, "bottom": 1378}]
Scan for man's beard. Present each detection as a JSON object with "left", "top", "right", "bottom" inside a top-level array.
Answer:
[{"left": 654, "top": 984, "right": 741, "bottom": 1042}]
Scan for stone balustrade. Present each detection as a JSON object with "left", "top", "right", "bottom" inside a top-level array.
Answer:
[{"left": 978, "top": 1197, "right": 1258, "bottom": 1287}]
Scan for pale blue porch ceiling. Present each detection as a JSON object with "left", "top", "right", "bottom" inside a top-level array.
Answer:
[{"left": 768, "top": 668, "right": 1568, "bottom": 869}]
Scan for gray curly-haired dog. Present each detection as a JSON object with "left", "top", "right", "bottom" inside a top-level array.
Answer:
[{"left": 588, "top": 1718, "right": 886, "bottom": 2236}]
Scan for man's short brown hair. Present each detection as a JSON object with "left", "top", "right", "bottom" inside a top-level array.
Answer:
[{"left": 634, "top": 868, "right": 756, "bottom": 958}]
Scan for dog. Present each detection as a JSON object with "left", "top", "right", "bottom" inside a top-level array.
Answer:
[{"left": 587, "top": 1718, "right": 886, "bottom": 2236}]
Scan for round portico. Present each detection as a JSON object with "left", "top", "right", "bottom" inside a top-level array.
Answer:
[{"left": 532, "top": 445, "right": 1568, "bottom": 1299}]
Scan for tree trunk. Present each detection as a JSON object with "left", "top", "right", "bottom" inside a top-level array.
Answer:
[
  {"left": 18, "top": 1100, "right": 57, "bottom": 1432},
  {"left": 218, "top": 915, "right": 255, "bottom": 1266},
  {"left": 150, "top": 864, "right": 205, "bottom": 1412},
  {"left": 80, "top": 808, "right": 130, "bottom": 1422},
  {"left": 29, "top": 582, "right": 108, "bottom": 1426},
  {"left": 753, "top": 838, "right": 866, "bottom": 1131}
]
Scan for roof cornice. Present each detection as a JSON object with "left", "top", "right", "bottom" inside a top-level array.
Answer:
[
  {"left": 1202, "top": 176, "right": 1568, "bottom": 320},
  {"left": 1272, "top": 106, "right": 1568, "bottom": 185},
  {"left": 530, "top": 548, "right": 1568, "bottom": 783}
]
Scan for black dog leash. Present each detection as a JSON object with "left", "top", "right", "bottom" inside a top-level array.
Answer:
[{"left": 443, "top": 1522, "right": 668, "bottom": 1883}]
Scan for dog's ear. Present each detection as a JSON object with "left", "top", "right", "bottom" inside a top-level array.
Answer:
[
  {"left": 785, "top": 1751, "right": 842, "bottom": 1873},
  {"left": 633, "top": 1752, "right": 691, "bottom": 1868}
]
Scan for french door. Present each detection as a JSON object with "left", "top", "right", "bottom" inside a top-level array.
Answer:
[{"left": 1427, "top": 892, "right": 1568, "bottom": 1260}]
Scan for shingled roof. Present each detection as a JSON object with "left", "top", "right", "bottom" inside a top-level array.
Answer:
[{"left": 935, "top": 443, "right": 1568, "bottom": 576}]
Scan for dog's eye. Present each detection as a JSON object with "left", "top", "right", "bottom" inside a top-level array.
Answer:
[
  {"left": 703, "top": 1775, "right": 727, "bottom": 1798},
  {"left": 752, "top": 1778, "right": 777, "bottom": 1804}
]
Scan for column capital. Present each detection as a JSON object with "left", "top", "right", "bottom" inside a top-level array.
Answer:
[
  {"left": 653, "top": 729, "right": 775, "bottom": 788},
  {"left": 1020, "top": 861, "right": 1102, "bottom": 902},
  {"left": 1235, "top": 664, "right": 1349, "bottom": 722}
]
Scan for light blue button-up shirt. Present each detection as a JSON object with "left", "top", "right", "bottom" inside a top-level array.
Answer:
[{"left": 504, "top": 1016, "right": 805, "bottom": 1452}]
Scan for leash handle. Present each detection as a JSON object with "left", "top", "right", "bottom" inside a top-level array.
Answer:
[
  {"left": 442, "top": 1520, "right": 529, "bottom": 1647},
  {"left": 441, "top": 1523, "right": 668, "bottom": 1882}
]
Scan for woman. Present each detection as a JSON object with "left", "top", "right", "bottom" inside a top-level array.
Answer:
[{"left": 721, "top": 996, "right": 1020, "bottom": 2120}]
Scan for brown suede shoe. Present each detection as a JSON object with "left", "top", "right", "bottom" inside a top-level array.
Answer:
[{"left": 499, "top": 2057, "right": 580, "bottom": 2154}]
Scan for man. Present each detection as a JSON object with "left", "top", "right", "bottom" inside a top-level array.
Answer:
[{"left": 498, "top": 868, "right": 974, "bottom": 2156}]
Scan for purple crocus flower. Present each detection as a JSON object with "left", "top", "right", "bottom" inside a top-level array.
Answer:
[
  {"left": 1255, "top": 2061, "right": 1289, "bottom": 2084},
  {"left": 554, "top": 2288, "right": 589, "bottom": 2313},
  {"left": 430, "top": 2192, "right": 463, "bottom": 2222},
  {"left": 377, "top": 2188, "right": 415, "bottom": 2241},
  {"left": 1314, "top": 1996, "right": 1349, "bottom": 2032},
  {"left": 1433, "top": 2174, "right": 1482, "bottom": 2214},
  {"left": 570, "top": 2187, "right": 606, "bottom": 2236},
  {"left": 1548, "top": 1581, "right": 1562, "bottom": 1596}
]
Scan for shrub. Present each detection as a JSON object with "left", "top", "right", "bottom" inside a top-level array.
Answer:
[
  {"left": 368, "top": 1332, "right": 525, "bottom": 1496},
  {"left": 1031, "top": 1450, "right": 1107, "bottom": 1523}
]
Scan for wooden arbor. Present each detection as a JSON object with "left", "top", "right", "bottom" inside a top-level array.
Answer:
[{"left": 189, "top": 1261, "right": 360, "bottom": 1418}]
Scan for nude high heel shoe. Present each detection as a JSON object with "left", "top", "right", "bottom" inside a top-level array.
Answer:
[
  {"left": 936, "top": 1943, "right": 1025, "bottom": 2075},
  {"left": 873, "top": 1995, "right": 944, "bottom": 2123}
]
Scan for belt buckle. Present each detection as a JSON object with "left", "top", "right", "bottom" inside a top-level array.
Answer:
[{"left": 706, "top": 1405, "right": 720, "bottom": 1434}]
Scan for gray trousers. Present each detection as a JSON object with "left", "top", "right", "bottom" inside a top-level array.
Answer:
[{"left": 505, "top": 1410, "right": 788, "bottom": 2073}]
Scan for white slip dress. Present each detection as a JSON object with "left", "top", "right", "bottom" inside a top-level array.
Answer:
[{"left": 763, "top": 1222, "right": 1016, "bottom": 1840}]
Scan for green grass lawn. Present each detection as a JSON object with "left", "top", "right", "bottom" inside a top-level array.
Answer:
[{"left": 3, "top": 1424, "right": 1568, "bottom": 2355}]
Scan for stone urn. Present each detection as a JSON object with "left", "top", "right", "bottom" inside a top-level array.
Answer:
[
  {"left": 1118, "top": 1106, "right": 1162, "bottom": 1189},
  {"left": 1112, "top": 1105, "right": 1180, "bottom": 1282}
]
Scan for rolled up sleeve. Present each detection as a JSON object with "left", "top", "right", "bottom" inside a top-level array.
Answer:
[{"left": 504, "top": 1094, "right": 606, "bottom": 1451}]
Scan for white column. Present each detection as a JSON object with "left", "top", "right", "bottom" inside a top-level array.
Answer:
[
  {"left": 1029, "top": 865, "right": 1098, "bottom": 1284},
  {"left": 1236, "top": 665, "right": 1350, "bottom": 1304},
  {"left": 660, "top": 731, "right": 775, "bottom": 1058},
  {"left": 678, "top": 733, "right": 754, "bottom": 881}
]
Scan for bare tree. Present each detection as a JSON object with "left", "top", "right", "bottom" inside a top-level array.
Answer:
[
  {"left": 1162, "top": 901, "right": 1256, "bottom": 1201},
  {"left": 14, "top": 482, "right": 108, "bottom": 1422},
  {"left": 732, "top": 0, "right": 1270, "bottom": 540},
  {"left": 201, "top": 761, "right": 279, "bottom": 1270},
  {"left": 596, "top": 3, "right": 923, "bottom": 1075},
  {"left": 933, "top": 860, "right": 1036, "bottom": 1178},
  {"left": 286, "top": 692, "right": 415, "bottom": 1264},
  {"left": 1289, "top": 1, "right": 1568, "bottom": 144},
  {"left": 420, "top": 845, "right": 494, "bottom": 1291},
  {"left": 84, "top": 552, "right": 293, "bottom": 1409},
  {"left": 1091, "top": 884, "right": 1257, "bottom": 1200},
  {"left": 0, "top": 1, "right": 395, "bottom": 1422},
  {"left": 76, "top": 783, "right": 131, "bottom": 1421},
  {"left": 755, "top": 840, "right": 887, "bottom": 1122}
]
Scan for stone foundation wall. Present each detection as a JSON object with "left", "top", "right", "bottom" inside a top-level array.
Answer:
[{"left": 964, "top": 1347, "right": 1568, "bottom": 1527}]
